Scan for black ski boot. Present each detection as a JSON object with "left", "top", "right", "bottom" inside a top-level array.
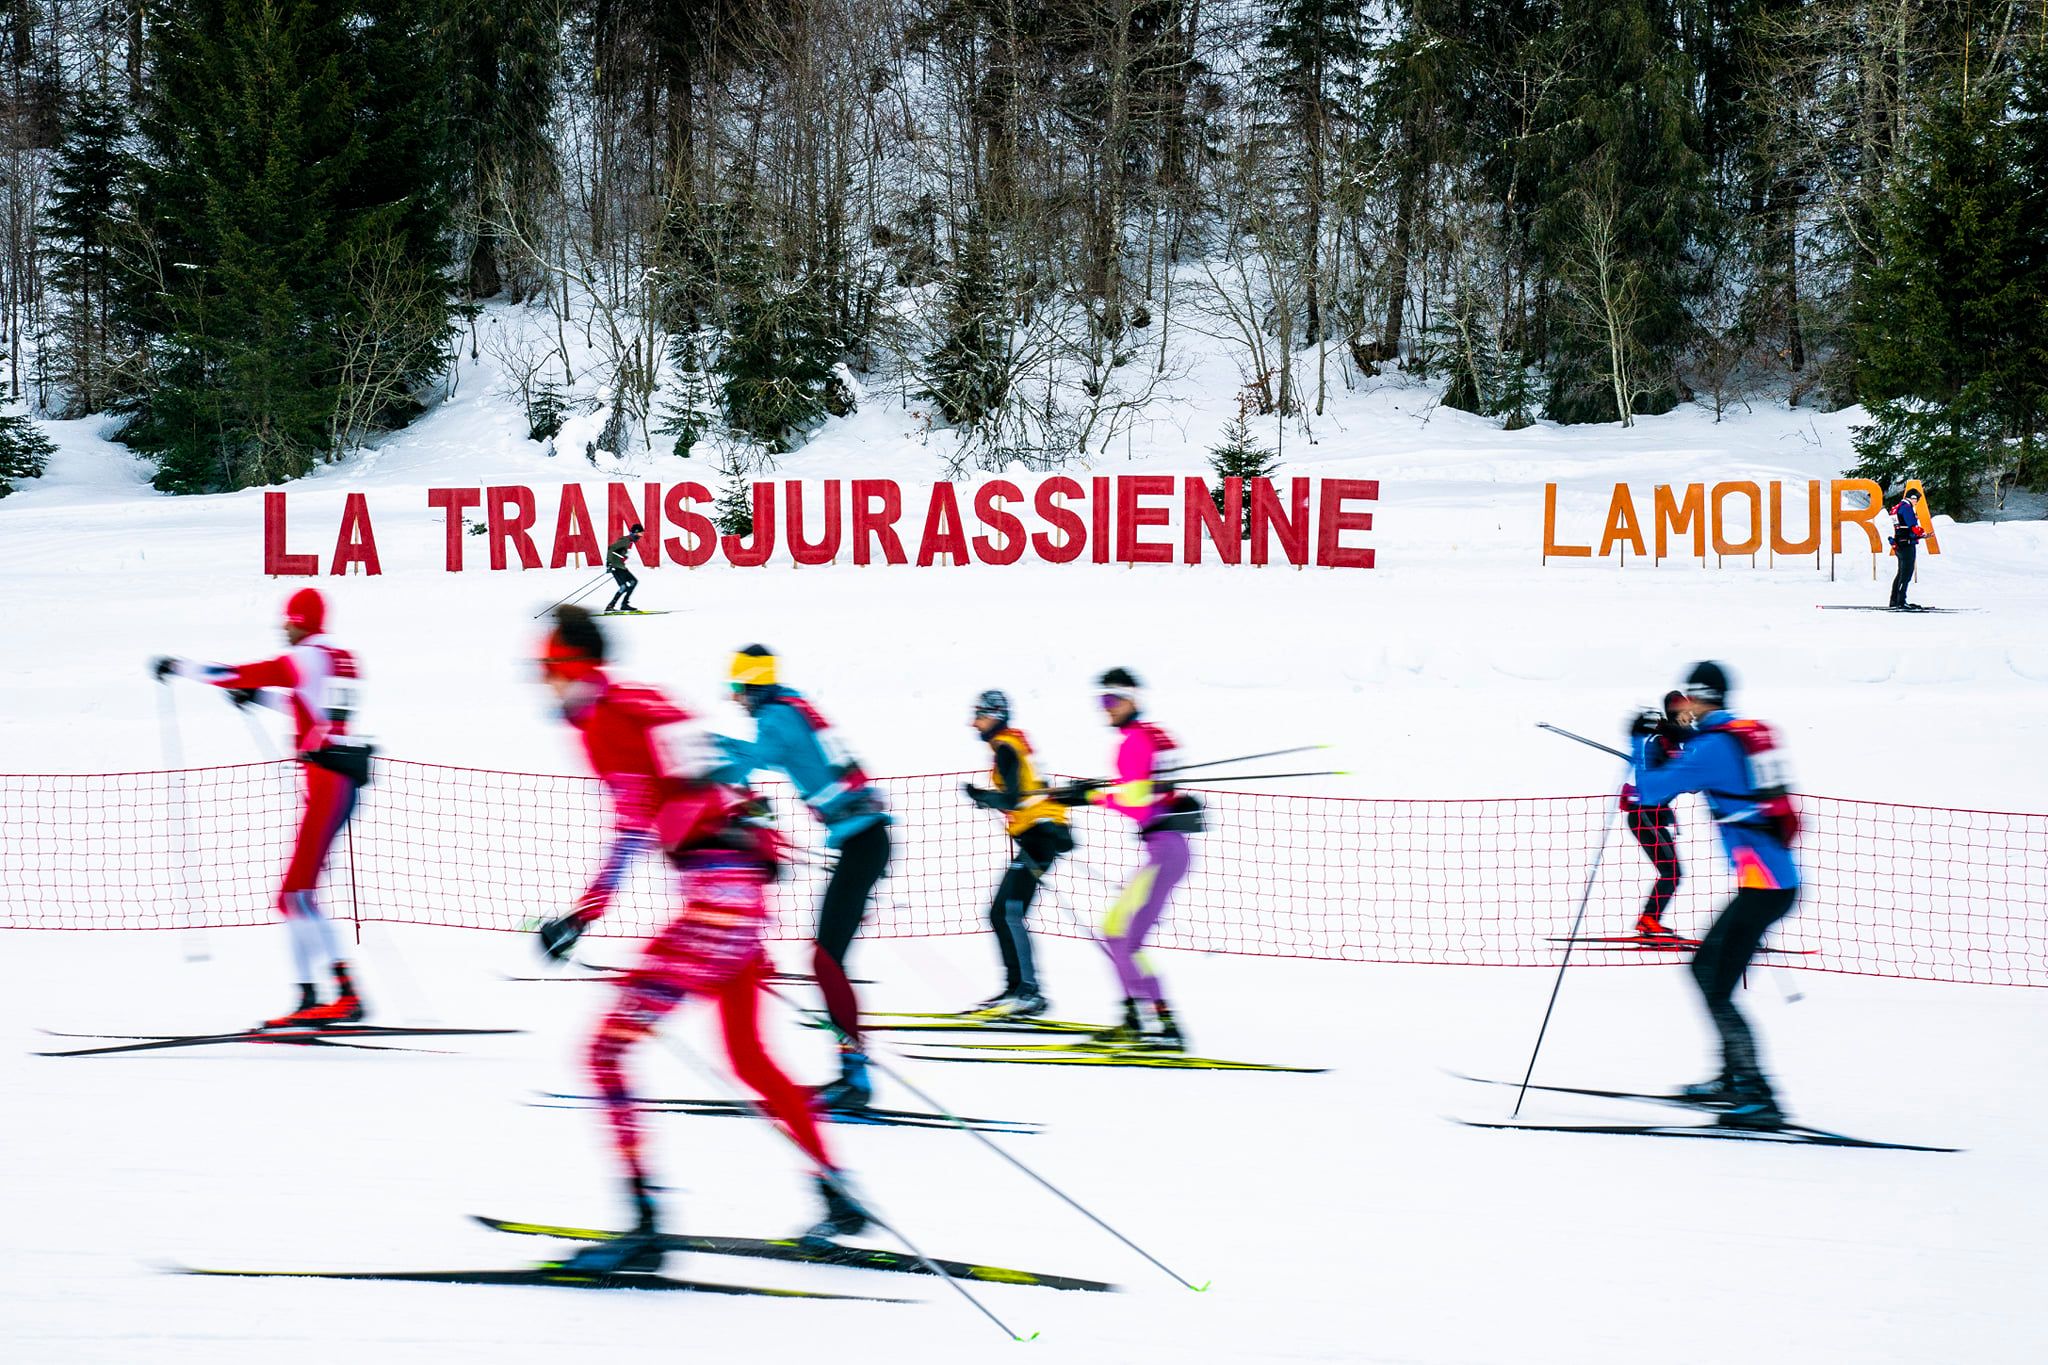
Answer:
[
  {"left": 799, "top": 1172, "right": 871, "bottom": 1250},
  {"left": 1135, "top": 1000, "right": 1185, "bottom": 1051},
  {"left": 554, "top": 1184, "right": 664, "bottom": 1275},
  {"left": 1717, "top": 1074, "right": 1786, "bottom": 1130},
  {"left": 813, "top": 1047, "right": 871, "bottom": 1113},
  {"left": 1679, "top": 1069, "right": 1739, "bottom": 1107},
  {"left": 1091, "top": 998, "right": 1141, "bottom": 1046}
]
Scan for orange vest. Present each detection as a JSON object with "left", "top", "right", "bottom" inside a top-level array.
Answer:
[{"left": 988, "top": 730, "right": 1067, "bottom": 838}]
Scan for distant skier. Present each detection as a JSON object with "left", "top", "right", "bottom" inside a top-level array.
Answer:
[
  {"left": 604, "top": 523, "right": 643, "bottom": 613},
  {"left": 531, "top": 607, "right": 867, "bottom": 1271},
  {"left": 1053, "top": 668, "right": 1200, "bottom": 1050},
  {"left": 1620, "top": 690, "right": 1691, "bottom": 940},
  {"left": 962, "top": 689, "right": 1073, "bottom": 1017},
  {"left": 150, "top": 587, "right": 372, "bottom": 1027},
  {"left": 1628, "top": 661, "right": 1802, "bottom": 1128},
  {"left": 1888, "top": 489, "right": 1926, "bottom": 610},
  {"left": 714, "top": 645, "right": 892, "bottom": 1111}
]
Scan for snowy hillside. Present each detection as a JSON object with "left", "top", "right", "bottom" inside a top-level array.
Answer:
[{"left": 3, "top": 320, "right": 2045, "bottom": 1365}]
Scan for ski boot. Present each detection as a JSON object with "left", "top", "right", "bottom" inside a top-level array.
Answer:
[
  {"left": 1634, "top": 911, "right": 1679, "bottom": 941},
  {"left": 294, "top": 962, "right": 365, "bottom": 1024},
  {"left": 970, "top": 989, "right": 1050, "bottom": 1020},
  {"left": 1003, "top": 988, "right": 1050, "bottom": 1020},
  {"left": 263, "top": 983, "right": 322, "bottom": 1029},
  {"left": 555, "top": 1184, "right": 665, "bottom": 1275},
  {"left": 799, "top": 1171, "right": 871, "bottom": 1251},
  {"left": 965, "top": 989, "right": 1016, "bottom": 1016},
  {"left": 1091, "top": 998, "right": 1141, "bottom": 1047},
  {"left": 1679, "top": 1068, "right": 1739, "bottom": 1107},
  {"left": 813, "top": 1047, "right": 872, "bottom": 1113},
  {"left": 1717, "top": 1074, "right": 1786, "bottom": 1130},
  {"left": 1135, "top": 1000, "right": 1185, "bottom": 1052}
]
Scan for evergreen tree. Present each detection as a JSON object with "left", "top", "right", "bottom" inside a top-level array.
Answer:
[
  {"left": 1431, "top": 293, "right": 1496, "bottom": 417},
  {"left": 716, "top": 250, "right": 841, "bottom": 453},
  {"left": 123, "top": 0, "right": 363, "bottom": 491},
  {"left": 43, "top": 90, "right": 134, "bottom": 417},
  {"left": 1207, "top": 409, "right": 1278, "bottom": 537},
  {"left": 450, "top": 0, "right": 561, "bottom": 300},
  {"left": 1849, "top": 72, "right": 2048, "bottom": 513},
  {"left": 655, "top": 334, "right": 717, "bottom": 457},
  {"left": 1253, "top": 0, "right": 1374, "bottom": 345},
  {"left": 526, "top": 381, "right": 567, "bottom": 444},
  {"left": 922, "top": 214, "right": 1010, "bottom": 428},
  {"left": 119, "top": 0, "right": 458, "bottom": 491},
  {"left": 713, "top": 454, "right": 754, "bottom": 535},
  {"left": 1532, "top": 0, "right": 1706, "bottom": 424},
  {"left": 0, "top": 412, "right": 56, "bottom": 497}
]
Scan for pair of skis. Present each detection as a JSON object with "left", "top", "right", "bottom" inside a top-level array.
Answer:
[
  {"left": 172, "top": 1212, "right": 1118, "bottom": 1301},
  {"left": 37, "top": 1024, "right": 521, "bottom": 1058},
  {"left": 1452, "top": 1072, "right": 1956, "bottom": 1152},
  {"left": 1546, "top": 934, "right": 1817, "bottom": 956},
  {"left": 851, "top": 1010, "right": 1323, "bottom": 1073},
  {"left": 532, "top": 1092, "right": 1041, "bottom": 1135}
]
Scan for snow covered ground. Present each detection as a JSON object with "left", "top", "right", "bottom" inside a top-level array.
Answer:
[
  {"left": 4, "top": 929, "right": 2045, "bottom": 1365},
  {"left": 3, "top": 316, "right": 2045, "bottom": 1361}
]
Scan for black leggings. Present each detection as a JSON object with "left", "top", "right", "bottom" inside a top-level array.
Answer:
[
  {"left": 1626, "top": 807, "right": 1682, "bottom": 919},
  {"left": 991, "top": 823, "right": 1070, "bottom": 993},
  {"left": 814, "top": 822, "right": 891, "bottom": 1045},
  {"left": 1889, "top": 537, "right": 1915, "bottom": 607},
  {"left": 606, "top": 564, "right": 638, "bottom": 609},
  {"left": 1690, "top": 885, "right": 1798, "bottom": 1078}
]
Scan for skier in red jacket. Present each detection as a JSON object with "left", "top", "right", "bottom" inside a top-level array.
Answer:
[
  {"left": 531, "top": 606, "right": 869, "bottom": 1272},
  {"left": 152, "top": 587, "right": 372, "bottom": 1027}
]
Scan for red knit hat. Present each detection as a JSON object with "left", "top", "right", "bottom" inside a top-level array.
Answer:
[{"left": 284, "top": 587, "right": 326, "bottom": 633}]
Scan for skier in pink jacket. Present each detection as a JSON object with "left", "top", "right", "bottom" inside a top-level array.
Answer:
[{"left": 1052, "top": 668, "right": 1199, "bottom": 1049}]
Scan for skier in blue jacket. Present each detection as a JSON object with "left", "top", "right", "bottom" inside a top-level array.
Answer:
[
  {"left": 1630, "top": 661, "right": 1801, "bottom": 1129},
  {"left": 715, "top": 645, "right": 892, "bottom": 1111}
]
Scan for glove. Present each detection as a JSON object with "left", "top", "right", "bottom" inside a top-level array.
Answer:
[
  {"left": 1628, "top": 710, "right": 1666, "bottom": 739},
  {"left": 226, "top": 688, "right": 258, "bottom": 709},
  {"left": 537, "top": 911, "right": 591, "bottom": 962},
  {"left": 963, "top": 783, "right": 1003, "bottom": 810},
  {"left": 1047, "top": 782, "right": 1098, "bottom": 807},
  {"left": 151, "top": 656, "right": 177, "bottom": 682}
]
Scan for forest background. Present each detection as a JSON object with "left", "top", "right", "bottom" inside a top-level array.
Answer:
[{"left": 0, "top": 0, "right": 2042, "bottom": 515}]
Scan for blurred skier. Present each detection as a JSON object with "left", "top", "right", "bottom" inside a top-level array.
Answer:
[
  {"left": 1620, "top": 689, "right": 1691, "bottom": 940},
  {"left": 532, "top": 607, "right": 866, "bottom": 1271},
  {"left": 151, "top": 587, "right": 373, "bottom": 1028},
  {"left": 603, "top": 523, "right": 643, "bottom": 613},
  {"left": 1628, "top": 661, "right": 1802, "bottom": 1128},
  {"left": 714, "top": 645, "right": 892, "bottom": 1111},
  {"left": 1053, "top": 668, "right": 1200, "bottom": 1050},
  {"left": 1888, "top": 489, "right": 1926, "bottom": 610},
  {"left": 962, "top": 689, "right": 1072, "bottom": 1017}
]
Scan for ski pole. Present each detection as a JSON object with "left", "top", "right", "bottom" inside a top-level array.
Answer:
[
  {"left": 763, "top": 984, "right": 1208, "bottom": 1293},
  {"left": 1157, "top": 744, "right": 1328, "bottom": 777},
  {"left": 532, "top": 570, "right": 614, "bottom": 620},
  {"left": 157, "top": 681, "right": 211, "bottom": 964},
  {"left": 1168, "top": 769, "right": 1346, "bottom": 785},
  {"left": 1512, "top": 800, "right": 1628, "bottom": 1119},
  {"left": 1536, "top": 722, "right": 1629, "bottom": 761},
  {"left": 650, "top": 1029, "right": 1037, "bottom": 1341}
]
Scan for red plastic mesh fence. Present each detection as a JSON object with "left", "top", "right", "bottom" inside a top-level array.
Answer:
[{"left": 2, "top": 761, "right": 2043, "bottom": 987}]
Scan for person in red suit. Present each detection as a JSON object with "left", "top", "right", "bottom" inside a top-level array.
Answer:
[
  {"left": 531, "top": 605, "right": 869, "bottom": 1273},
  {"left": 153, "top": 587, "right": 372, "bottom": 1027}
]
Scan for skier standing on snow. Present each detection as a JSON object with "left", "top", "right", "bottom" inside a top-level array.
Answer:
[
  {"left": 1628, "top": 661, "right": 1801, "bottom": 1128},
  {"left": 1620, "top": 690, "right": 1691, "bottom": 940},
  {"left": 962, "top": 689, "right": 1072, "bottom": 1017},
  {"left": 150, "top": 587, "right": 372, "bottom": 1027},
  {"left": 1052, "top": 667, "right": 1198, "bottom": 1050},
  {"left": 1888, "top": 489, "right": 1926, "bottom": 610},
  {"left": 714, "top": 645, "right": 892, "bottom": 1112},
  {"left": 531, "top": 607, "right": 867, "bottom": 1271},
  {"left": 603, "top": 524, "right": 643, "bottom": 614}
]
